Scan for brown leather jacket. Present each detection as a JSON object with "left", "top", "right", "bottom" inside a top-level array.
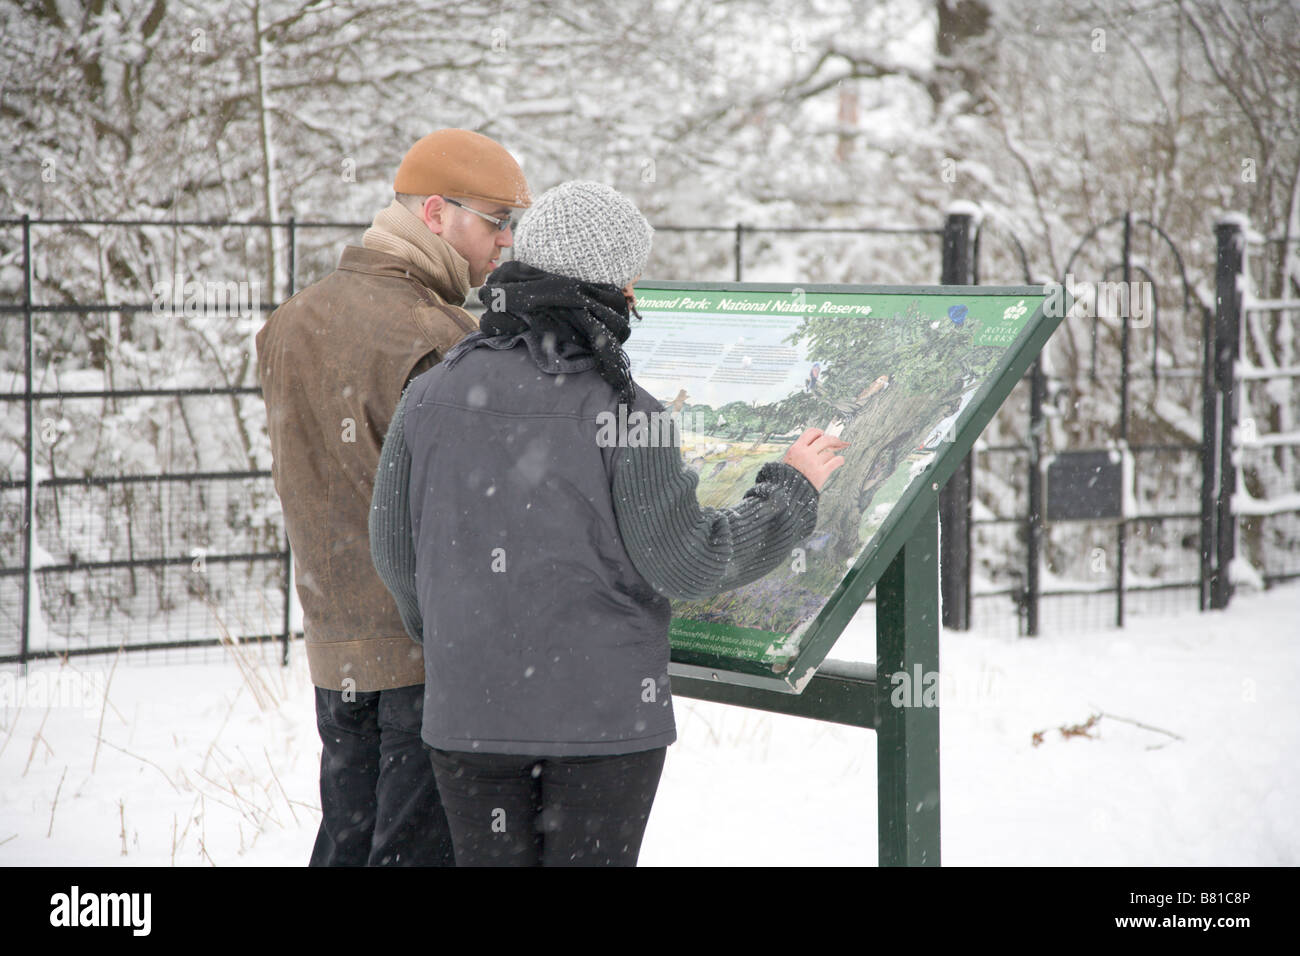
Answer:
[{"left": 256, "top": 244, "right": 476, "bottom": 690}]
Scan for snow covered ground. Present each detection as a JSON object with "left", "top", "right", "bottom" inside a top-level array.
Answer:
[{"left": 2, "top": 580, "right": 1297, "bottom": 867}]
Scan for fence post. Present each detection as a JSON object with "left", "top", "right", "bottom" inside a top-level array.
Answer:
[
  {"left": 1210, "top": 217, "right": 1245, "bottom": 610},
  {"left": 1199, "top": 298, "right": 1217, "bottom": 612},
  {"left": 21, "top": 214, "right": 34, "bottom": 673},
  {"left": 939, "top": 210, "right": 975, "bottom": 630},
  {"left": 281, "top": 216, "right": 297, "bottom": 665},
  {"left": 1117, "top": 211, "right": 1131, "bottom": 628},
  {"left": 286, "top": 215, "right": 296, "bottom": 297},
  {"left": 1026, "top": 358, "right": 1044, "bottom": 636}
]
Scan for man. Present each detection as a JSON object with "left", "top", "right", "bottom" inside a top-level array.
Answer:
[{"left": 256, "top": 129, "right": 530, "bottom": 866}]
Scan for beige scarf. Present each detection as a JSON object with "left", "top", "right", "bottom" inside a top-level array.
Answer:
[{"left": 362, "top": 200, "right": 471, "bottom": 304}]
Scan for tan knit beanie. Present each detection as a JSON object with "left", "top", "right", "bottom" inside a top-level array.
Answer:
[{"left": 393, "top": 129, "right": 531, "bottom": 208}]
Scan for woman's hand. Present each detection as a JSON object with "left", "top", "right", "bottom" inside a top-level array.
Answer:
[{"left": 782, "top": 428, "right": 849, "bottom": 492}]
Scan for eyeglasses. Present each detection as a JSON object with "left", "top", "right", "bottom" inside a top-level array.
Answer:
[{"left": 442, "top": 196, "right": 517, "bottom": 232}]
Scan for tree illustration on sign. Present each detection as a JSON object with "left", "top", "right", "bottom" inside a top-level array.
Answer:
[
  {"left": 671, "top": 297, "right": 1018, "bottom": 636},
  {"left": 777, "top": 299, "right": 1001, "bottom": 572}
]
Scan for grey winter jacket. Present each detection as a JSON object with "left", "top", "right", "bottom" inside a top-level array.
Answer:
[{"left": 370, "top": 329, "right": 820, "bottom": 756}]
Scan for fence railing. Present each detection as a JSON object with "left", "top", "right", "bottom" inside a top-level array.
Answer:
[
  {"left": 2, "top": 215, "right": 948, "bottom": 667},
  {"left": 2, "top": 210, "right": 1294, "bottom": 667}
]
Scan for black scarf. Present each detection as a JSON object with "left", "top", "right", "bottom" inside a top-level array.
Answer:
[{"left": 471, "top": 260, "right": 639, "bottom": 404}]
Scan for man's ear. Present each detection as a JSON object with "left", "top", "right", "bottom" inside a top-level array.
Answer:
[{"left": 421, "top": 195, "right": 448, "bottom": 234}]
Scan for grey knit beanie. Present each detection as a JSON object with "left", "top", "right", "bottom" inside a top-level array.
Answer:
[{"left": 512, "top": 181, "right": 653, "bottom": 289}]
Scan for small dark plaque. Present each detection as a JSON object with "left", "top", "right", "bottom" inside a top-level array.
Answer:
[{"left": 1046, "top": 450, "right": 1123, "bottom": 521}]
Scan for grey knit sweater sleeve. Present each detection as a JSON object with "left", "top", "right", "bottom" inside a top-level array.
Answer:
[
  {"left": 372, "top": 392, "right": 823, "bottom": 638},
  {"left": 610, "top": 426, "right": 821, "bottom": 601},
  {"left": 370, "top": 387, "right": 423, "bottom": 644}
]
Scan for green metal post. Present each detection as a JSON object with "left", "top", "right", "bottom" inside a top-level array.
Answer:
[{"left": 876, "top": 502, "right": 941, "bottom": 866}]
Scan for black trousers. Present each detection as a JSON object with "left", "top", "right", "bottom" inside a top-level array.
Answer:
[
  {"left": 427, "top": 746, "right": 667, "bottom": 867},
  {"left": 310, "top": 684, "right": 455, "bottom": 866}
]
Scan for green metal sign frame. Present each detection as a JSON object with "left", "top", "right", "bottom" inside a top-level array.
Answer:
[{"left": 634, "top": 280, "right": 1068, "bottom": 866}]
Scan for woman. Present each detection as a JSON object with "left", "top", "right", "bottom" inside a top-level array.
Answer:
[{"left": 370, "top": 181, "right": 846, "bottom": 866}]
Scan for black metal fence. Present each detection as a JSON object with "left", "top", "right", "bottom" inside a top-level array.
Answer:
[
  {"left": 948, "top": 213, "right": 1299, "bottom": 638},
  {"left": 0, "top": 214, "right": 946, "bottom": 668},
  {"left": 2, "top": 210, "right": 1294, "bottom": 667},
  {"left": 962, "top": 214, "right": 1207, "bottom": 636}
]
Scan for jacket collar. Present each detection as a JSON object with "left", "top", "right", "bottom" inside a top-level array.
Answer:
[
  {"left": 445, "top": 329, "right": 597, "bottom": 375},
  {"left": 337, "top": 246, "right": 468, "bottom": 306}
]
